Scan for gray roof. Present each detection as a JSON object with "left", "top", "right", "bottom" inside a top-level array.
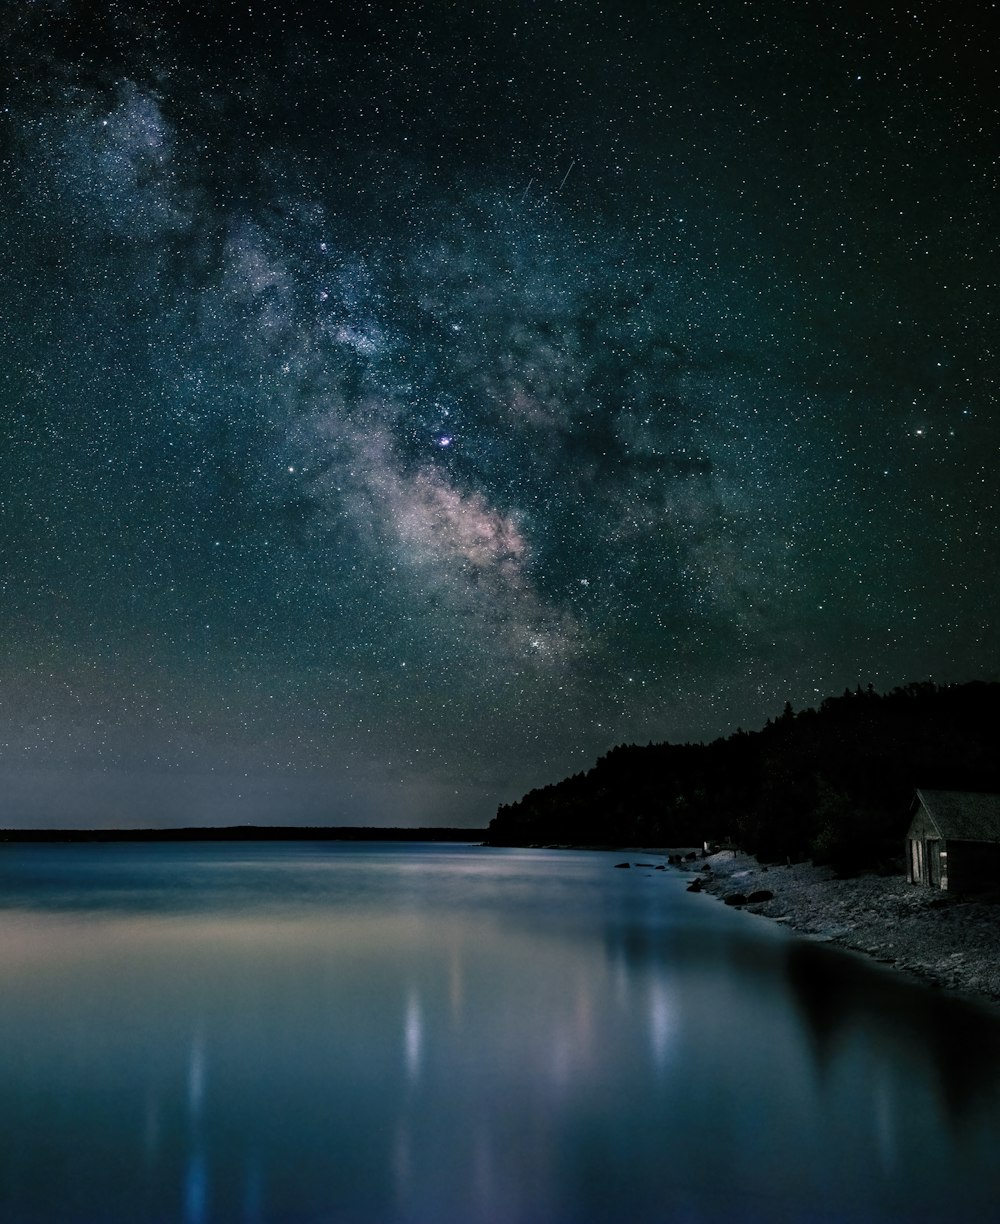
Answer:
[{"left": 916, "top": 789, "right": 1000, "bottom": 842}]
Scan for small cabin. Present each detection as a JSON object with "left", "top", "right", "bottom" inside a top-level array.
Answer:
[{"left": 906, "top": 789, "right": 1000, "bottom": 892}]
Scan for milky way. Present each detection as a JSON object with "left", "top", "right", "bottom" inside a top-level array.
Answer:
[{"left": 1, "top": 2, "right": 996, "bottom": 826}]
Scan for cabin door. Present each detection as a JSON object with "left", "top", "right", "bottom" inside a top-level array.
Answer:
[
  {"left": 910, "top": 838, "right": 924, "bottom": 883},
  {"left": 927, "top": 839, "right": 942, "bottom": 887}
]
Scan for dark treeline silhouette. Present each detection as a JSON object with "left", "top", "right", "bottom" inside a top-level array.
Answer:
[
  {"left": 0, "top": 826, "right": 486, "bottom": 844},
  {"left": 486, "top": 681, "right": 1000, "bottom": 872}
]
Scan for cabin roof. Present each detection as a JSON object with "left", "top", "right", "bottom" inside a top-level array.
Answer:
[{"left": 914, "top": 789, "right": 1000, "bottom": 842}]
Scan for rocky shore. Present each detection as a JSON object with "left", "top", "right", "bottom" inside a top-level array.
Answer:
[{"left": 682, "top": 850, "right": 1000, "bottom": 1007}]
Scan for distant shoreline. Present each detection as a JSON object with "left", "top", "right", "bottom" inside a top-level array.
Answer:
[{"left": 0, "top": 826, "right": 488, "bottom": 844}]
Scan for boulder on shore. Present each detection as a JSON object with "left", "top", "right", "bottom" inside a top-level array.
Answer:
[
  {"left": 747, "top": 889, "right": 774, "bottom": 904},
  {"left": 723, "top": 892, "right": 748, "bottom": 906}
]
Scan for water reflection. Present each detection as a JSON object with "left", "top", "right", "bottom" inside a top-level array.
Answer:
[
  {"left": 1, "top": 844, "right": 1000, "bottom": 1223},
  {"left": 784, "top": 938, "right": 1000, "bottom": 1129},
  {"left": 404, "top": 990, "right": 423, "bottom": 1081},
  {"left": 647, "top": 976, "right": 678, "bottom": 1069}
]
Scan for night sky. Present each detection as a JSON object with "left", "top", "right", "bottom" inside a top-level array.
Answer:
[{"left": 1, "top": 1, "right": 997, "bottom": 828}]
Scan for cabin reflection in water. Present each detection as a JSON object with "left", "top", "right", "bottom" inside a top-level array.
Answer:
[{"left": 784, "top": 939, "right": 1000, "bottom": 1126}]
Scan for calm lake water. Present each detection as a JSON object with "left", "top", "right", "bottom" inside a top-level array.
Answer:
[{"left": 2, "top": 842, "right": 1000, "bottom": 1224}]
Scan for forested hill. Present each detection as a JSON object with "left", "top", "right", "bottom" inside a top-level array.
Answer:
[{"left": 485, "top": 682, "right": 1000, "bottom": 870}]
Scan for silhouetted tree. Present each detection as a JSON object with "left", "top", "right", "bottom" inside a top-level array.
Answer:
[{"left": 485, "top": 681, "right": 1000, "bottom": 870}]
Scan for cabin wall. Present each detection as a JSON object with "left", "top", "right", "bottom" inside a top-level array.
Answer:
[
  {"left": 907, "top": 837, "right": 921, "bottom": 884},
  {"left": 907, "top": 836, "right": 947, "bottom": 886},
  {"left": 943, "top": 842, "right": 1000, "bottom": 894},
  {"left": 905, "top": 808, "right": 941, "bottom": 884},
  {"left": 906, "top": 808, "right": 938, "bottom": 843}
]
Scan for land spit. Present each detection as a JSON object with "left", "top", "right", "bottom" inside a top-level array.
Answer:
[{"left": 671, "top": 850, "right": 1000, "bottom": 1009}]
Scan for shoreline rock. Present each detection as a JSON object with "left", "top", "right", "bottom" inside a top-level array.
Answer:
[{"left": 688, "top": 850, "right": 1000, "bottom": 1011}]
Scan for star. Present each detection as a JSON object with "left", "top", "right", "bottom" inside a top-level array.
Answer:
[{"left": 0, "top": 0, "right": 993, "bottom": 830}]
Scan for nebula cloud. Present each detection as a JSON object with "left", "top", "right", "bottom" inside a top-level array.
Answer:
[{"left": 0, "top": 4, "right": 994, "bottom": 824}]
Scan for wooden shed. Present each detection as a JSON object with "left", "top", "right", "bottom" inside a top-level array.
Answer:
[{"left": 906, "top": 789, "right": 1000, "bottom": 892}]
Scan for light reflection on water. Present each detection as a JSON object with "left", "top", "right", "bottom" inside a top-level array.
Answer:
[{"left": 1, "top": 842, "right": 1000, "bottom": 1223}]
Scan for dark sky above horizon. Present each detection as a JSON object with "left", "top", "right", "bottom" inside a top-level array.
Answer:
[{"left": 1, "top": 1, "right": 997, "bottom": 828}]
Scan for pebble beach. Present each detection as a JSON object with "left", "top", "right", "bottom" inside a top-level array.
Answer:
[{"left": 682, "top": 850, "right": 1000, "bottom": 1008}]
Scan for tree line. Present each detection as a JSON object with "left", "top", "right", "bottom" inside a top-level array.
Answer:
[{"left": 485, "top": 681, "right": 1000, "bottom": 873}]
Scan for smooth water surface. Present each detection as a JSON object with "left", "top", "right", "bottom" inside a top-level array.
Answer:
[{"left": 2, "top": 842, "right": 1000, "bottom": 1223}]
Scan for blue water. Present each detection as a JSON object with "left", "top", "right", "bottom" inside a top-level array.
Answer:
[{"left": 1, "top": 842, "right": 999, "bottom": 1223}]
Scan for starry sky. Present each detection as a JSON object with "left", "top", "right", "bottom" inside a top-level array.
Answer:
[{"left": 1, "top": 1, "right": 997, "bottom": 828}]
